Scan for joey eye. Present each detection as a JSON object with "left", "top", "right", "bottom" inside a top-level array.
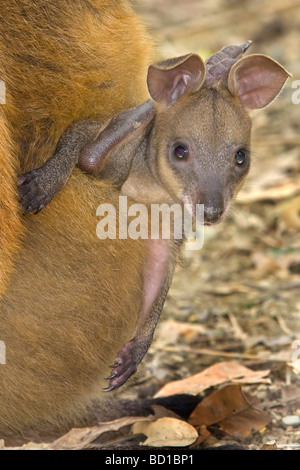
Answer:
[
  {"left": 235, "top": 149, "right": 247, "bottom": 166},
  {"left": 174, "top": 144, "right": 189, "bottom": 160}
]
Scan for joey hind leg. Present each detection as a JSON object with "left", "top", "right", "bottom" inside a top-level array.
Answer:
[{"left": 105, "top": 239, "right": 176, "bottom": 392}]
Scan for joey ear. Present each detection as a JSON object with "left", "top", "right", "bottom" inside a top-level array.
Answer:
[
  {"left": 228, "top": 54, "right": 291, "bottom": 110},
  {"left": 147, "top": 54, "right": 206, "bottom": 106}
]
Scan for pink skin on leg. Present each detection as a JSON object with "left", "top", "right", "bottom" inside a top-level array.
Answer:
[{"left": 105, "top": 238, "right": 172, "bottom": 391}]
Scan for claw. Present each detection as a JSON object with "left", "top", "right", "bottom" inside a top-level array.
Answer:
[
  {"left": 112, "top": 359, "right": 122, "bottom": 367},
  {"left": 23, "top": 206, "right": 33, "bottom": 215},
  {"left": 104, "top": 338, "right": 145, "bottom": 391},
  {"left": 34, "top": 205, "right": 44, "bottom": 215},
  {"left": 18, "top": 169, "right": 51, "bottom": 215},
  {"left": 105, "top": 371, "right": 118, "bottom": 381},
  {"left": 17, "top": 175, "right": 27, "bottom": 186},
  {"left": 103, "top": 384, "right": 117, "bottom": 393}
]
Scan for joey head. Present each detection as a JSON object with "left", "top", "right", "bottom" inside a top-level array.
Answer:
[{"left": 19, "top": 43, "right": 290, "bottom": 390}]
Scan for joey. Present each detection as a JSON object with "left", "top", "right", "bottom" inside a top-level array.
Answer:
[{"left": 19, "top": 43, "right": 290, "bottom": 391}]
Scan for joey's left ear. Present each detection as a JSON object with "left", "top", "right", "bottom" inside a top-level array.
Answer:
[
  {"left": 228, "top": 54, "right": 291, "bottom": 109},
  {"left": 147, "top": 54, "right": 206, "bottom": 107}
]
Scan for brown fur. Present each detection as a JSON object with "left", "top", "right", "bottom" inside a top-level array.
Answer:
[
  {"left": 0, "top": 174, "right": 148, "bottom": 433},
  {"left": 0, "top": 0, "right": 153, "bottom": 433},
  {"left": 0, "top": 0, "right": 153, "bottom": 295},
  {"left": 0, "top": 107, "right": 23, "bottom": 297}
]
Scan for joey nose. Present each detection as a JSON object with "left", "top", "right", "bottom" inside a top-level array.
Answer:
[
  {"left": 203, "top": 194, "right": 224, "bottom": 224},
  {"left": 204, "top": 206, "right": 223, "bottom": 223}
]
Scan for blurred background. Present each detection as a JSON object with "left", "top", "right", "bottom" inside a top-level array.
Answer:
[{"left": 129, "top": 0, "right": 300, "bottom": 446}]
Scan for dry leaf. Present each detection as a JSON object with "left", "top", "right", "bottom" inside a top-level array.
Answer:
[
  {"left": 251, "top": 251, "right": 280, "bottom": 279},
  {"left": 200, "top": 284, "right": 255, "bottom": 296},
  {"left": 157, "top": 320, "right": 205, "bottom": 345},
  {"left": 189, "top": 385, "right": 271, "bottom": 438},
  {"left": 49, "top": 416, "right": 153, "bottom": 450},
  {"left": 151, "top": 404, "right": 182, "bottom": 420},
  {"left": 17, "top": 442, "right": 49, "bottom": 450},
  {"left": 3, "top": 441, "right": 52, "bottom": 451},
  {"left": 194, "top": 425, "right": 211, "bottom": 446},
  {"left": 237, "top": 181, "right": 300, "bottom": 203},
  {"left": 277, "top": 195, "right": 300, "bottom": 230},
  {"left": 261, "top": 441, "right": 278, "bottom": 450},
  {"left": 281, "top": 385, "right": 300, "bottom": 403},
  {"left": 155, "top": 362, "right": 270, "bottom": 397},
  {"left": 132, "top": 417, "right": 198, "bottom": 448}
]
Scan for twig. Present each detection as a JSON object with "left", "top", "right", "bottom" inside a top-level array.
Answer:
[
  {"left": 159, "top": 345, "right": 262, "bottom": 360},
  {"left": 228, "top": 312, "right": 248, "bottom": 341},
  {"left": 276, "top": 315, "right": 293, "bottom": 336}
]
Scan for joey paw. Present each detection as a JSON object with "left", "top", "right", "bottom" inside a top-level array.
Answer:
[
  {"left": 18, "top": 169, "right": 52, "bottom": 214},
  {"left": 104, "top": 340, "right": 140, "bottom": 392}
]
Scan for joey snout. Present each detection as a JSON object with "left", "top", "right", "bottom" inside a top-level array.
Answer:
[
  {"left": 202, "top": 191, "right": 225, "bottom": 224},
  {"left": 183, "top": 183, "right": 228, "bottom": 226}
]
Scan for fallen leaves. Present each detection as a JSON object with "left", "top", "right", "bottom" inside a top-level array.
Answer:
[
  {"left": 131, "top": 384, "right": 271, "bottom": 448},
  {"left": 132, "top": 363, "right": 272, "bottom": 447},
  {"left": 0, "top": 361, "right": 275, "bottom": 450},
  {"left": 130, "top": 363, "right": 272, "bottom": 447},
  {"left": 155, "top": 361, "right": 270, "bottom": 398}
]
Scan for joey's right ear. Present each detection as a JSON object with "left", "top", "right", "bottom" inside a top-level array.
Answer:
[
  {"left": 228, "top": 54, "right": 291, "bottom": 110},
  {"left": 147, "top": 54, "right": 206, "bottom": 107}
]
